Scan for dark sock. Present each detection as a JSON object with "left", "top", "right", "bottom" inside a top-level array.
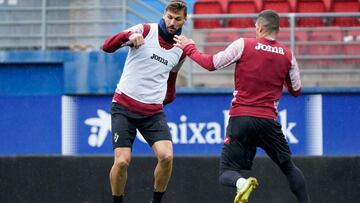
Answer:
[
  {"left": 113, "top": 195, "right": 123, "bottom": 203},
  {"left": 151, "top": 191, "right": 164, "bottom": 203}
]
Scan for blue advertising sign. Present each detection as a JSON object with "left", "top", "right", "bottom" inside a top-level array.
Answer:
[
  {"left": 2, "top": 93, "right": 359, "bottom": 156},
  {"left": 322, "top": 94, "right": 360, "bottom": 155},
  {"left": 0, "top": 96, "right": 61, "bottom": 154},
  {"left": 61, "top": 94, "right": 330, "bottom": 156}
]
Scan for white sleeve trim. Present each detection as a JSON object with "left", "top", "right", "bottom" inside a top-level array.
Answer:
[
  {"left": 213, "top": 38, "right": 244, "bottom": 70},
  {"left": 289, "top": 54, "right": 301, "bottom": 91}
]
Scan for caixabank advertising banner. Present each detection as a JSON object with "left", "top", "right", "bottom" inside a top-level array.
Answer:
[
  {"left": 59, "top": 93, "right": 360, "bottom": 156},
  {"left": 1, "top": 93, "right": 359, "bottom": 155}
]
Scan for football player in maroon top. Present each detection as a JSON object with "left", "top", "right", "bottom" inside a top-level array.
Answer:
[{"left": 175, "top": 9, "right": 311, "bottom": 203}]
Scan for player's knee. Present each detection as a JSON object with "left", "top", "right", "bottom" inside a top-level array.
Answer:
[
  {"left": 158, "top": 153, "right": 173, "bottom": 166},
  {"left": 114, "top": 158, "right": 130, "bottom": 170}
]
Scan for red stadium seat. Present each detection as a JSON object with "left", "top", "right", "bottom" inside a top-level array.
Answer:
[
  {"left": 218, "top": 0, "right": 230, "bottom": 11},
  {"left": 204, "top": 32, "right": 240, "bottom": 54},
  {"left": 262, "top": 0, "right": 293, "bottom": 27},
  {"left": 288, "top": 0, "right": 298, "bottom": 11},
  {"left": 322, "top": 0, "right": 333, "bottom": 10},
  {"left": 193, "top": 0, "right": 225, "bottom": 29},
  {"left": 227, "top": 0, "right": 259, "bottom": 28},
  {"left": 296, "top": 0, "right": 327, "bottom": 27},
  {"left": 331, "top": 0, "right": 360, "bottom": 26}
]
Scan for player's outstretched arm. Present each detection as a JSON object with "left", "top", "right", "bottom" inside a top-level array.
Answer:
[
  {"left": 174, "top": 35, "right": 215, "bottom": 71},
  {"left": 174, "top": 35, "right": 244, "bottom": 71}
]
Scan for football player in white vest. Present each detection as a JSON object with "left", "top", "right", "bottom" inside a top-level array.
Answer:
[{"left": 102, "top": 1, "right": 187, "bottom": 203}]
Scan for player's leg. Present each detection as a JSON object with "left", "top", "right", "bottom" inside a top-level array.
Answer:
[
  {"left": 110, "top": 148, "right": 131, "bottom": 200},
  {"left": 259, "top": 118, "right": 311, "bottom": 203},
  {"left": 110, "top": 103, "right": 137, "bottom": 203},
  {"left": 219, "top": 116, "right": 258, "bottom": 203},
  {"left": 137, "top": 112, "right": 173, "bottom": 203},
  {"left": 152, "top": 140, "right": 173, "bottom": 192},
  {"left": 278, "top": 159, "right": 311, "bottom": 203}
]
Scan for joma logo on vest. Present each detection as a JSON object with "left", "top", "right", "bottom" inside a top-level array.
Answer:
[
  {"left": 150, "top": 53, "right": 168, "bottom": 65},
  {"left": 255, "top": 42, "right": 284, "bottom": 55}
]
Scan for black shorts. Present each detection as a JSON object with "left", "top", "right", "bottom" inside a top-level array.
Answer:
[
  {"left": 110, "top": 102, "right": 172, "bottom": 149},
  {"left": 220, "top": 116, "right": 291, "bottom": 171}
]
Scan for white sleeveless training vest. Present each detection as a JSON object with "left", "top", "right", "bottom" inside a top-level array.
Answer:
[{"left": 115, "top": 23, "right": 183, "bottom": 104}]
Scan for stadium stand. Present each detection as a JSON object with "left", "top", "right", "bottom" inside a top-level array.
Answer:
[
  {"left": 261, "top": 0, "right": 293, "bottom": 27},
  {"left": 193, "top": 0, "right": 225, "bottom": 28},
  {"left": 204, "top": 31, "right": 240, "bottom": 54},
  {"left": 227, "top": 0, "right": 259, "bottom": 28},
  {"left": 1, "top": 0, "right": 360, "bottom": 86},
  {"left": 343, "top": 29, "right": 360, "bottom": 65},
  {"left": 344, "top": 30, "right": 360, "bottom": 55},
  {"left": 330, "top": 0, "right": 360, "bottom": 26},
  {"left": 277, "top": 30, "right": 295, "bottom": 47},
  {"left": 296, "top": 0, "right": 327, "bottom": 27},
  {"left": 308, "top": 29, "right": 343, "bottom": 54},
  {"left": 241, "top": 30, "right": 257, "bottom": 38},
  {"left": 307, "top": 28, "right": 344, "bottom": 66},
  {"left": 294, "top": 31, "right": 309, "bottom": 55},
  {"left": 190, "top": 0, "right": 360, "bottom": 87}
]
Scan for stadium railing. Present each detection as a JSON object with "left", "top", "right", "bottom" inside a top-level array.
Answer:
[
  {"left": 184, "top": 12, "right": 360, "bottom": 87},
  {"left": 0, "top": 0, "right": 359, "bottom": 87},
  {"left": 0, "top": 0, "right": 166, "bottom": 50}
]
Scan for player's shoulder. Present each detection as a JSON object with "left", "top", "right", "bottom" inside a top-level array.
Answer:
[
  {"left": 228, "top": 37, "right": 245, "bottom": 47},
  {"left": 142, "top": 23, "right": 151, "bottom": 30},
  {"left": 275, "top": 41, "right": 293, "bottom": 57},
  {"left": 138, "top": 23, "right": 153, "bottom": 38}
]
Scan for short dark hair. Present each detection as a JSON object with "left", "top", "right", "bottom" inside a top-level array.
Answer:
[
  {"left": 166, "top": 0, "right": 187, "bottom": 17},
  {"left": 257, "top": 10, "right": 280, "bottom": 34}
]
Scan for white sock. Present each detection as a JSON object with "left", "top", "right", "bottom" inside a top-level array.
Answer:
[{"left": 236, "top": 178, "right": 247, "bottom": 189}]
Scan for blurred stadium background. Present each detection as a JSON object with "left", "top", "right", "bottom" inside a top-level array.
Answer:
[{"left": 0, "top": 0, "right": 360, "bottom": 202}]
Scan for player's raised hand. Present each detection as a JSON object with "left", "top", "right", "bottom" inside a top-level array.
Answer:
[
  {"left": 129, "top": 33, "right": 144, "bottom": 49},
  {"left": 174, "top": 35, "right": 194, "bottom": 49}
]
